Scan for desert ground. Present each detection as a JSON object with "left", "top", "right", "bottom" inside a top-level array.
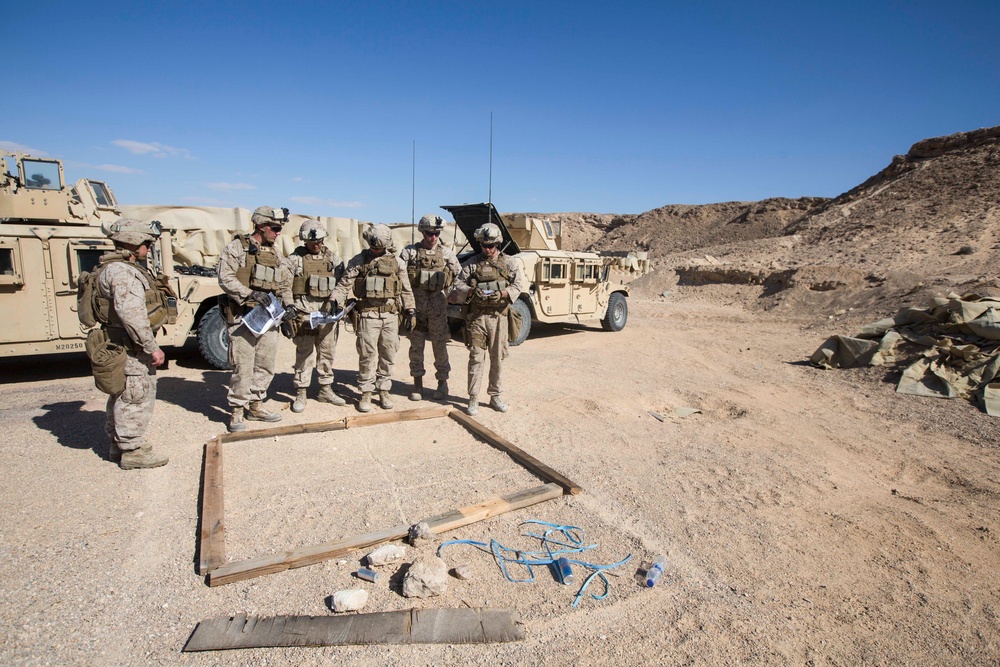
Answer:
[{"left": 2, "top": 278, "right": 999, "bottom": 666}]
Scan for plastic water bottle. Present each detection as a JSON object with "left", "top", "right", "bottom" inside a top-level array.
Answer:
[{"left": 645, "top": 555, "right": 667, "bottom": 587}]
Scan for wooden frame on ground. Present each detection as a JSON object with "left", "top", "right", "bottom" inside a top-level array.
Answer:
[{"left": 197, "top": 405, "right": 582, "bottom": 587}]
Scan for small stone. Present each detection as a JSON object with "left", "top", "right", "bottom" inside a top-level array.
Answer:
[
  {"left": 408, "top": 521, "right": 436, "bottom": 547},
  {"left": 330, "top": 589, "right": 368, "bottom": 612},
  {"left": 661, "top": 290, "right": 671, "bottom": 298},
  {"left": 366, "top": 544, "right": 407, "bottom": 567},
  {"left": 452, "top": 564, "right": 473, "bottom": 580},
  {"left": 403, "top": 555, "right": 449, "bottom": 598}
]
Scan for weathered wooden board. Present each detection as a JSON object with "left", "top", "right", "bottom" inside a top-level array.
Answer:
[
  {"left": 206, "top": 483, "right": 562, "bottom": 586},
  {"left": 197, "top": 440, "right": 225, "bottom": 575},
  {"left": 449, "top": 410, "right": 583, "bottom": 494},
  {"left": 216, "top": 405, "right": 451, "bottom": 443},
  {"left": 183, "top": 608, "right": 524, "bottom": 651}
]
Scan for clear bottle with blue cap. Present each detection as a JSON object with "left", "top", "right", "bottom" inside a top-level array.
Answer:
[{"left": 645, "top": 555, "right": 667, "bottom": 587}]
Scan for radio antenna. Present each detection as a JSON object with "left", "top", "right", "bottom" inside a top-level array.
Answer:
[
  {"left": 410, "top": 140, "right": 416, "bottom": 245},
  {"left": 488, "top": 112, "right": 494, "bottom": 227}
]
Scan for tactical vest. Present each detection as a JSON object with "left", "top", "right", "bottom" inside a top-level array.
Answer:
[
  {"left": 355, "top": 251, "right": 402, "bottom": 312},
  {"left": 292, "top": 247, "right": 338, "bottom": 298},
  {"left": 468, "top": 255, "right": 511, "bottom": 308},
  {"left": 234, "top": 235, "right": 281, "bottom": 296},
  {"left": 91, "top": 253, "right": 178, "bottom": 333},
  {"left": 407, "top": 245, "right": 453, "bottom": 292}
]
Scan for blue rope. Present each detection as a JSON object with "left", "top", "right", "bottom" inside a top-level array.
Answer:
[{"left": 437, "top": 521, "right": 633, "bottom": 607}]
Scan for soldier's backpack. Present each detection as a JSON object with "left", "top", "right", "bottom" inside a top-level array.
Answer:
[{"left": 77, "top": 270, "right": 101, "bottom": 329}]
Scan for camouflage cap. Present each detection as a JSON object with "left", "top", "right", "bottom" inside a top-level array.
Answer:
[
  {"left": 299, "top": 219, "right": 327, "bottom": 242},
  {"left": 104, "top": 218, "right": 163, "bottom": 246},
  {"left": 473, "top": 222, "right": 502, "bottom": 245},
  {"left": 251, "top": 205, "right": 290, "bottom": 227},
  {"left": 418, "top": 214, "right": 445, "bottom": 232},
  {"left": 362, "top": 223, "right": 393, "bottom": 249}
]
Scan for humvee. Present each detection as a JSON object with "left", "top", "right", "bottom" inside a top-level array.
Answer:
[
  {"left": 443, "top": 202, "right": 648, "bottom": 345},
  {"left": 0, "top": 151, "right": 226, "bottom": 365}
]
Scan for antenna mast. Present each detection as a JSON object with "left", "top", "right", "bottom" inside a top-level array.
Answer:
[
  {"left": 488, "top": 112, "right": 493, "bottom": 225},
  {"left": 411, "top": 140, "right": 416, "bottom": 245}
]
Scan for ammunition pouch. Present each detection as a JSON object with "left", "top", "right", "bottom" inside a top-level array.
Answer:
[{"left": 86, "top": 329, "right": 126, "bottom": 395}]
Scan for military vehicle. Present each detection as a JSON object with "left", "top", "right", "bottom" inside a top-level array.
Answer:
[
  {"left": 0, "top": 151, "right": 227, "bottom": 366},
  {"left": 443, "top": 202, "right": 648, "bottom": 345}
]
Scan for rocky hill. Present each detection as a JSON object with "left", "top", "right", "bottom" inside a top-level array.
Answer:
[{"left": 521, "top": 125, "right": 1000, "bottom": 320}]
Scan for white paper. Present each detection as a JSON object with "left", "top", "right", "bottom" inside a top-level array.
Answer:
[
  {"left": 309, "top": 301, "right": 355, "bottom": 329},
  {"left": 242, "top": 294, "right": 285, "bottom": 337}
]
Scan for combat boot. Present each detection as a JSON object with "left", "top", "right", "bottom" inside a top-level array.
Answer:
[
  {"left": 247, "top": 400, "right": 282, "bottom": 423},
  {"left": 380, "top": 390, "right": 395, "bottom": 410},
  {"left": 409, "top": 377, "right": 423, "bottom": 402},
  {"left": 490, "top": 396, "right": 509, "bottom": 413},
  {"left": 119, "top": 445, "right": 168, "bottom": 470},
  {"left": 358, "top": 392, "right": 373, "bottom": 413},
  {"left": 229, "top": 407, "right": 246, "bottom": 433},
  {"left": 433, "top": 380, "right": 448, "bottom": 401},
  {"left": 108, "top": 442, "right": 122, "bottom": 463},
  {"left": 291, "top": 388, "right": 308, "bottom": 413},
  {"left": 467, "top": 395, "right": 479, "bottom": 416},
  {"left": 318, "top": 384, "right": 346, "bottom": 406}
]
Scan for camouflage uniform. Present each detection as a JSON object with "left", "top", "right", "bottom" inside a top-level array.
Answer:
[
  {"left": 288, "top": 245, "right": 344, "bottom": 390},
  {"left": 218, "top": 235, "right": 293, "bottom": 409},
  {"left": 399, "top": 241, "right": 462, "bottom": 383},
  {"left": 98, "top": 255, "right": 162, "bottom": 455},
  {"left": 452, "top": 252, "right": 526, "bottom": 404},
  {"left": 331, "top": 244, "right": 415, "bottom": 399}
]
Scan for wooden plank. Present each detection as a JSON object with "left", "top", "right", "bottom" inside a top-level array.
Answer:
[
  {"left": 206, "top": 483, "right": 562, "bottom": 587},
  {"left": 183, "top": 608, "right": 523, "bottom": 651},
  {"left": 197, "top": 441, "right": 225, "bottom": 575},
  {"left": 215, "top": 405, "right": 452, "bottom": 443},
  {"left": 448, "top": 410, "right": 583, "bottom": 495}
]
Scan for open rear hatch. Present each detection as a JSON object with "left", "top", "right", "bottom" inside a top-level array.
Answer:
[{"left": 442, "top": 202, "right": 522, "bottom": 256}]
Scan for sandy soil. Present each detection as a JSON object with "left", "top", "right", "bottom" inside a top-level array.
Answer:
[{"left": 2, "top": 288, "right": 1000, "bottom": 666}]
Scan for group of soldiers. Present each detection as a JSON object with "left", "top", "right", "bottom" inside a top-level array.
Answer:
[{"left": 93, "top": 206, "right": 525, "bottom": 470}]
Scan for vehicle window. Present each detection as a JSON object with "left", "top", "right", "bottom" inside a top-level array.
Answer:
[
  {"left": 88, "top": 181, "right": 114, "bottom": 207},
  {"left": 0, "top": 248, "right": 13, "bottom": 275},
  {"left": 76, "top": 249, "right": 104, "bottom": 275},
  {"left": 550, "top": 263, "right": 566, "bottom": 280},
  {"left": 22, "top": 159, "right": 60, "bottom": 190}
]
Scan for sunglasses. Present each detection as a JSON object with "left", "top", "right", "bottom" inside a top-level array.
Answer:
[
  {"left": 422, "top": 230, "right": 441, "bottom": 237},
  {"left": 266, "top": 225, "right": 283, "bottom": 233},
  {"left": 481, "top": 243, "right": 499, "bottom": 249}
]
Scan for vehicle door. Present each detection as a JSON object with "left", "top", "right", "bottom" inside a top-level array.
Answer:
[{"left": 535, "top": 257, "right": 572, "bottom": 317}]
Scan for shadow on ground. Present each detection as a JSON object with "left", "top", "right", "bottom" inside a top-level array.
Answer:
[{"left": 34, "top": 400, "right": 110, "bottom": 460}]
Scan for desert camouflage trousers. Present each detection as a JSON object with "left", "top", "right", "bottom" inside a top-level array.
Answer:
[
  {"left": 465, "top": 311, "right": 509, "bottom": 399},
  {"left": 105, "top": 361, "right": 157, "bottom": 451},
  {"left": 356, "top": 311, "right": 400, "bottom": 393},
  {"left": 227, "top": 324, "right": 279, "bottom": 407},
  {"left": 293, "top": 322, "right": 339, "bottom": 388},
  {"left": 408, "top": 290, "right": 451, "bottom": 381}
]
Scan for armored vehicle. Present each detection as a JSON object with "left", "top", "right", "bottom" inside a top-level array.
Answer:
[
  {"left": 444, "top": 202, "right": 647, "bottom": 345},
  {"left": 0, "top": 151, "right": 225, "bottom": 365}
]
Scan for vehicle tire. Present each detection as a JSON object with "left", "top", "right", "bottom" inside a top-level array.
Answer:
[
  {"left": 197, "top": 304, "right": 231, "bottom": 370},
  {"left": 510, "top": 299, "right": 532, "bottom": 346},
  {"left": 601, "top": 292, "right": 628, "bottom": 332}
]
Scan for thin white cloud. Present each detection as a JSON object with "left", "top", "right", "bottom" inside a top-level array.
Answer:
[
  {"left": 207, "top": 182, "right": 256, "bottom": 191},
  {"left": 291, "top": 176, "right": 304, "bottom": 182},
  {"left": 94, "top": 163, "right": 143, "bottom": 174},
  {"left": 112, "top": 140, "right": 191, "bottom": 159},
  {"left": 180, "top": 196, "right": 232, "bottom": 206},
  {"left": 0, "top": 141, "right": 47, "bottom": 156},
  {"left": 290, "top": 196, "right": 364, "bottom": 208}
]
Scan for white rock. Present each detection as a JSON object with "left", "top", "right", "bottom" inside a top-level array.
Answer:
[
  {"left": 452, "top": 564, "right": 473, "bottom": 580},
  {"left": 403, "top": 555, "right": 449, "bottom": 598},
  {"left": 331, "top": 589, "right": 368, "bottom": 612},
  {"left": 408, "top": 521, "right": 436, "bottom": 547},
  {"left": 366, "top": 544, "right": 406, "bottom": 567}
]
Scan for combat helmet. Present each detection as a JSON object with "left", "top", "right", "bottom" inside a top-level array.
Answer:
[
  {"left": 103, "top": 218, "right": 163, "bottom": 247},
  {"left": 418, "top": 214, "right": 445, "bottom": 234},
  {"left": 473, "top": 222, "right": 502, "bottom": 245},
  {"left": 362, "top": 224, "right": 393, "bottom": 249},
  {"left": 299, "top": 219, "right": 327, "bottom": 242},
  {"left": 251, "top": 205, "right": 290, "bottom": 227}
]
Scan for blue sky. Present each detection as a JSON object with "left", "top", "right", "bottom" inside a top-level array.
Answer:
[{"left": 5, "top": 1, "right": 998, "bottom": 223}]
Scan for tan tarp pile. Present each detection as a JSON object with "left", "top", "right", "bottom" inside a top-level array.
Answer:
[
  {"left": 810, "top": 293, "right": 1000, "bottom": 416},
  {"left": 120, "top": 205, "right": 469, "bottom": 269}
]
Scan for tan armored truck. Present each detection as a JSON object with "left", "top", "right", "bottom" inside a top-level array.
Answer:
[
  {"left": 443, "top": 202, "right": 649, "bottom": 345},
  {"left": 0, "top": 151, "right": 225, "bottom": 365}
]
